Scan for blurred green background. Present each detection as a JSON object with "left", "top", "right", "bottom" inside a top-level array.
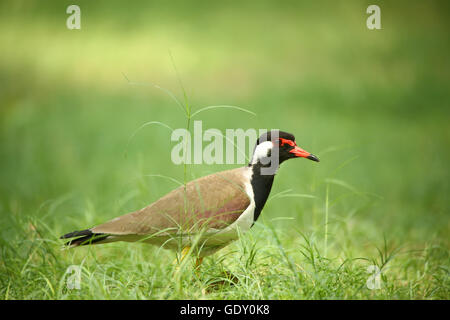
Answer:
[{"left": 0, "top": 0, "right": 448, "bottom": 299}]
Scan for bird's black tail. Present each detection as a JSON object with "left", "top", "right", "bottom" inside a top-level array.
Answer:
[{"left": 60, "top": 229, "right": 109, "bottom": 247}]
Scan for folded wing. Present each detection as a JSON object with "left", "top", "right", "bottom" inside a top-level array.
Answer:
[{"left": 91, "top": 167, "right": 251, "bottom": 236}]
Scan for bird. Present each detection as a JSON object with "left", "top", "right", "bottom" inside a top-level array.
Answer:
[{"left": 60, "top": 130, "right": 319, "bottom": 266}]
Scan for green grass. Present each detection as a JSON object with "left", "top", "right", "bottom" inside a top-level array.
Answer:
[{"left": 0, "top": 0, "right": 449, "bottom": 299}]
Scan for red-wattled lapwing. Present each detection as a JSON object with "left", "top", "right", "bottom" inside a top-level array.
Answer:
[{"left": 61, "top": 130, "right": 319, "bottom": 266}]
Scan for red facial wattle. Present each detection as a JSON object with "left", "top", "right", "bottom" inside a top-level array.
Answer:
[{"left": 279, "top": 138, "right": 320, "bottom": 162}]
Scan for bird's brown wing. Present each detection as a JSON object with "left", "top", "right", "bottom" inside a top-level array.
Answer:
[{"left": 91, "top": 167, "right": 251, "bottom": 236}]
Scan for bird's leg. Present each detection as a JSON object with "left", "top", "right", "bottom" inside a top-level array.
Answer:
[
  {"left": 193, "top": 256, "right": 203, "bottom": 279},
  {"left": 173, "top": 247, "right": 203, "bottom": 277},
  {"left": 172, "top": 246, "right": 191, "bottom": 265},
  {"left": 195, "top": 257, "right": 203, "bottom": 269},
  {"left": 180, "top": 246, "right": 191, "bottom": 263},
  {"left": 173, "top": 246, "right": 191, "bottom": 274}
]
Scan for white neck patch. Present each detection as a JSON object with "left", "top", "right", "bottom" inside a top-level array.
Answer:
[{"left": 251, "top": 141, "right": 273, "bottom": 165}]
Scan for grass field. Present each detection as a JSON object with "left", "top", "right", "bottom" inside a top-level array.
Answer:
[{"left": 0, "top": 1, "right": 449, "bottom": 299}]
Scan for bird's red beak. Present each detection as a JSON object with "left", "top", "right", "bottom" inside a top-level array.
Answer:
[{"left": 290, "top": 145, "right": 320, "bottom": 162}]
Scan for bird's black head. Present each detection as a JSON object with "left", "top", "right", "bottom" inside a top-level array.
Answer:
[{"left": 251, "top": 130, "right": 319, "bottom": 166}]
